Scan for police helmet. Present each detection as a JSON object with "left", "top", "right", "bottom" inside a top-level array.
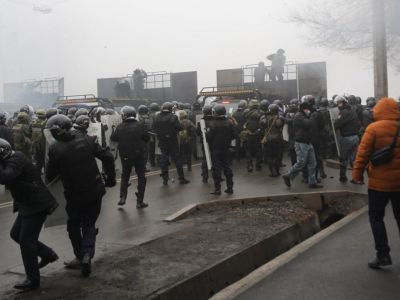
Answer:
[
  {"left": 249, "top": 99, "right": 260, "bottom": 109},
  {"left": 238, "top": 100, "right": 248, "bottom": 110},
  {"left": 0, "top": 112, "right": 7, "bottom": 125},
  {"left": 202, "top": 105, "right": 213, "bottom": 116},
  {"left": 105, "top": 108, "right": 116, "bottom": 115},
  {"left": 277, "top": 49, "right": 285, "bottom": 54},
  {"left": 301, "top": 95, "right": 316, "bottom": 106},
  {"left": 347, "top": 95, "right": 357, "bottom": 105},
  {"left": 150, "top": 102, "right": 160, "bottom": 112},
  {"left": 121, "top": 106, "right": 137, "bottom": 120},
  {"left": 0, "top": 138, "right": 14, "bottom": 160},
  {"left": 46, "top": 114, "right": 73, "bottom": 140},
  {"left": 289, "top": 98, "right": 299, "bottom": 106},
  {"left": 273, "top": 99, "right": 283, "bottom": 107},
  {"left": 183, "top": 103, "right": 191, "bottom": 110},
  {"left": 138, "top": 105, "right": 149, "bottom": 115},
  {"left": 355, "top": 96, "right": 362, "bottom": 105},
  {"left": 20, "top": 105, "right": 30, "bottom": 114},
  {"left": 67, "top": 107, "right": 78, "bottom": 116},
  {"left": 268, "top": 103, "right": 280, "bottom": 114},
  {"left": 260, "top": 99, "right": 270, "bottom": 112},
  {"left": 46, "top": 108, "right": 59, "bottom": 119},
  {"left": 192, "top": 102, "right": 201, "bottom": 111},
  {"left": 74, "top": 115, "right": 91, "bottom": 131},
  {"left": 334, "top": 95, "right": 348, "bottom": 105},
  {"left": 74, "top": 108, "right": 89, "bottom": 118},
  {"left": 366, "top": 97, "right": 376, "bottom": 108},
  {"left": 320, "top": 98, "right": 329, "bottom": 107},
  {"left": 213, "top": 104, "right": 226, "bottom": 116},
  {"left": 162, "top": 102, "right": 173, "bottom": 112}
]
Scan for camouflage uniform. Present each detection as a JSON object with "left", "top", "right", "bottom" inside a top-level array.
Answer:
[
  {"left": 31, "top": 110, "right": 47, "bottom": 171},
  {"left": 12, "top": 112, "right": 32, "bottom": 159}
]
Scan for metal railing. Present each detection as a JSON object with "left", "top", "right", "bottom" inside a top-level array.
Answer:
[{"left": 242, "top": 62, "right": 298, "bottom": 84}]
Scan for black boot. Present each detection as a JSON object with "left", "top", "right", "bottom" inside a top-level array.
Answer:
[
  {"left": 247, "top": 161, "right": 253, "bottom": 173},
  {"left": 136, "top": 192, "right": 148, "bottom": 209},
  {"left": 81, "top": 253, "right": 91, "bottom": 278},
  {"left": 161, "top": 174, "right": 169, "bottom": 186},
  {"left": 118, "top": 195, "right": 127, "bottom": 206},
  {"left": 368, "top": 255, "right": 392, "bottom": 269},
  {"left": 14, "top": 279, "right": 40, "bottom": 292},
  {"left": 224, "top": 187, "right": 234, "bottom": 194},
  {"left": 64, "top": 257, "right": 82, "bottom": 270},
  {"left": 179, "top": 178, "right": 190, "bottom": 184},
  {"left": 38, "top": 252, "right": 59, "bottom": 269},
  {"left": 211, "top": 189, "right": 221, "bottom": 195}
]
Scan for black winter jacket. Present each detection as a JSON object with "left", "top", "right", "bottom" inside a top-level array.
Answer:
[
  {"left": 111, "top": 120, "right": 150, "bottom": 160},
  {"left": 293, "top": 111, "right": 315, "bottom": 144},
  {"left": 206, "top": 116, "right": 236, "bottom": 151},
  {"left": 0, "top": 151, "right": 57, "bottom": 216},
  {"left": 153, "top": 112, "right": 182, "bottom": 145},
  {"left": 46, "top": 131, "right": 115, "bottom": 205},
  {"left": 334, "top": 105, "right": 361, "bottom": 137},
  {"left": 0, "top": 124, "right": 14, "bottom": 149}
]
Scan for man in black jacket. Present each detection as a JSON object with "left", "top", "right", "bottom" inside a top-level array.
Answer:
[
  {"left": 0, "top": 112, "right": 14, "bottom": 148},
  {"left": 152, "top": 102, "right": 190, "bottom": 185},
  {"left": 334, "top": 96, "right": 361, "bottom": 182},
  {"left": 0, "top": 138, "right": 58, "bottom": 291},
  {"left": 232, "top": 100, "right": 247, "bottom": 160},
  {"left": 206, "top": 105, "right": 236, "bottom": 195},
  {"left": 282, "top": 102, "right": 323, "bottom": 189},
  {"left": 111, "top": 106, "right": 149, "bottom": 208},
  {"left": 45, "top": 114, "right": 116, "bottom": 278}
]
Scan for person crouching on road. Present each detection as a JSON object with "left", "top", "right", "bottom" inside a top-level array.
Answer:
[
  {"left": 352, "top": 98, "right": 400, "bottom": 269},
  {"left": 0, "top": 138, "right": 59, "bottom": 292},
  {"left": 111, "top": 106, "right": 150, "bottom": 208},
  {"left": 45, "top": 114, "right": 116, "bottom": 278},
  {"left": 206, "top": 104, "right": 236, "bottom": 195},
  {"left": 282, "top": 101, "right": 323, "bottom": 189}
]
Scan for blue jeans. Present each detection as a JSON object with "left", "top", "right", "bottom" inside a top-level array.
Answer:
[
  {"left": 339, "top": 135, "right": 359, "bottom": 178},
  {"left": 286, "top": 142, "right": 317, "bottom": 185}
]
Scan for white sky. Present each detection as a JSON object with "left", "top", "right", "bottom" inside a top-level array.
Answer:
[{"left": 0, "top": 0, "right": 399, "bottom": 102}]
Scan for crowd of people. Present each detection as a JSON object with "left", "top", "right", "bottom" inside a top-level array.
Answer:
[{"left": 0, "top": 93, "right": 398, "bottom": 291}]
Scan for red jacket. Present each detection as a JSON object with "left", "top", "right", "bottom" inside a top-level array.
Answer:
[{"left": 352, "top": 98, "right": 400, "bottom": 192}]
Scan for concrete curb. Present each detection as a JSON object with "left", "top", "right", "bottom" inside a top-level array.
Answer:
[
  {"left": 164, "top": 191, "right": 364, "bottom": 222},
  {"left": 209, "top": 205, "right": 368, "bottom": 300}
]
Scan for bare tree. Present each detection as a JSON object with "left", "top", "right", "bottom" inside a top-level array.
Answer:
[{"left": 289, "top": 0, "right": 400, "bottom": 71}]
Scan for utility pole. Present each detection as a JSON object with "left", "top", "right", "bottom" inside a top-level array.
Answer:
[{"left": 372, "top": 0, "right": 388, "bottom": 100}]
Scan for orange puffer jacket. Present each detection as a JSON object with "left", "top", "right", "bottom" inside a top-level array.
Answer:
[{"left": 352, "top": 98, "right": 400, "bottom": 192}]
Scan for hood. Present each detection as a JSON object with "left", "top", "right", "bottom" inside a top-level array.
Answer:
[{"left": 373, "top": 98, "right": 400, "bottom": 121}]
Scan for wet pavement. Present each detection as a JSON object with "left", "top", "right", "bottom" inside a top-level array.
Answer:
[
  {"left": 0, "top": 159, "right": 366, "bottom": 294},
  {"left": 235, "top": 208, "right": 400, "bottom": 300}
]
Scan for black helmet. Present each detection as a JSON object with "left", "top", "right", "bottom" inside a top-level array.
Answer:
[
  {"left": 106, "top": 108, "right": 116, "bottom": 115},
  {"left": 273, "top": 99, "right": 282, "bottom": 107},
  {"left": 121, "top": 106, "right": 137, "bottom": 120},
  {"left": 366, "top": 97, "right": 376, "bottom": 108},
  {"left": 67, "top": 107, "right": 78, "bottom": 117},
  {"left": 268, "top": 103, "right": 280, "bottom": 114},
  {"left": 183, "top": 103, "right": 191, "bottom": 110},
  {"left": 260, "top": 99, "right": 270, "bottom": 112},
  {"left": 46, "top": 114, "right": 73, "bottom": 140},
  {"left": 138, "top": 105, "right": 149, "bottom": 115},
  {"left": 20, "top": 105, "right": 30, "bottom": 114},
  {"left": 355, "top": 96, "right": 362, "bottom": 105},
  {"left": 150, "top": 102, "right": 160, "bottom": 112},
  {"left": 75, "top": 108, "right": 89, "bottom": 118},
  {"left": 162, "top": 102, "right": 173, "bottom": 112},
  {"left": 213, "top": 104, "right": 226, "bottom": 116},
  {"left": 0, "top": 112, "right": 6, "bottom": 125},
  {"left": 320, "top": 98, "right": 329, "bottom": 107},
  {"left": 301, "top": 95, "right": 316, "bottom": 106},
  {"left": 238, "top": 100, "right": 248, "bottom": 110},
  {"left": 74, "top": 115, "right": 91, "bottom": 131},
  {"left": 46, "top": 108, "right": 58, "bottom": 119},
  {"left": 0, "top": 138, "right": 14, "bottom": 160},
  {"left": 192, "top": 102, "right": 201, "bottom": 111},
  {"left": 347, "top": 95, "right": 357, "bottom": 105},
  {"left": 202, "top": 105, "right": 213, "bottom": 116},
  {"left": 289, "top": 98, "right": 299, "bottom": 106}
]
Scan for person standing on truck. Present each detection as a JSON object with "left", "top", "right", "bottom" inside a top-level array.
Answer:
[
  {"left": 133, "top": 68, "right": 147, "bottom": 98},
  {"left": 267, "top": 49, "right": 286, "bottom": 82}
]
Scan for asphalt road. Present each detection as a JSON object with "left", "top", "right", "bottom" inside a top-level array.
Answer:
[{"left": 0, "top": 159, "right": 366, "bottom": 293}]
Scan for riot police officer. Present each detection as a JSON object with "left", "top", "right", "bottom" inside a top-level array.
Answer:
[
  {"left": 0, "top": 138, "right": 59, "bottom": 291},
  {"left": 0, "top": 111, "right": 14, "bottom": 148},
  {"left": 260, "top": 104, "right": 284, "bottom": 177},
  {"left": 45, "top": 108, "right": 58, "bottom": 120},
  {"left": 45, "top": 115, "right": 116, "bottom": 278},
  {"left": 152, "top": 102, "right": 190, "bottom": 185},
  {"left": 178, "top": 110, "right": 196, "bottom": 171},
  {"left": 232, "top": 100, "right": 248, "bottom": 160},
  {"left": 73, "top": 115, "right": 91, "bottom": 135},
  {"left": 284, "top": 98, "right": 299, "bottom": 165},
  {"left": 206, "top": 105, "right": 236, "bottom": 195},
  {"left": 111, "top": 106, "right": 149, "bottom": 208},
  {"left": 138, "top": 105, "right": 152, "bottom": 171},
  {"left": 149, "top": 103, "right": 160, "bottom": 167},
  {"left": 31, "top": 109, "right": 47, "bottom": 172},
  {"left": 242, "top": 99, "right": 263, "bottom": 172},
  {"left": 362, "top": 97, "right": 376, "bottom": 129},
  {"left": 12, "top": 112, "right": 32, "bottom": 159}
]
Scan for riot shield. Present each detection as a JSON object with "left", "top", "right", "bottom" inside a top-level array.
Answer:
[
  {"left": 100, "top": 114, "right": 122, "bottom": 176},
  {"left": 329, "top": 107, "right": 341, "bottom": 157},
  {"left": 200, "top": 119, "right": 212, "bottom": 170},
  {"left": 195, "top": 114, "right": 203, "bottom": 158},
  {"left": 282, "top": 123, "right": 289, "bottom": 142}
]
